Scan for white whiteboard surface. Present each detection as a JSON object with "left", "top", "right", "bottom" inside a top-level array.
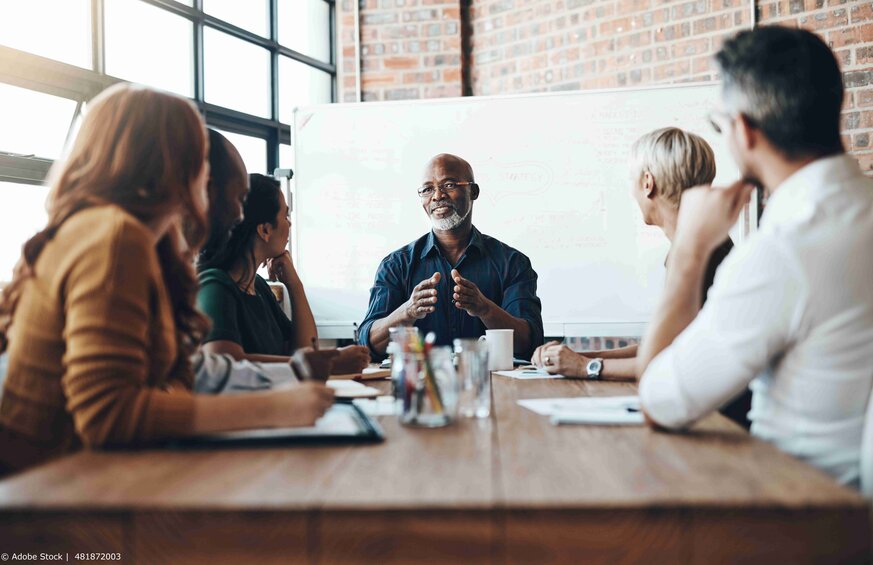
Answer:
[{"left": 291, "top": 83, "right": 740, "bottom": 339}]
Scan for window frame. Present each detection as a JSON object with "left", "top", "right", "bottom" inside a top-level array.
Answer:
[{"left": 0, "top": 0, "right": 336, "bottom": 184}]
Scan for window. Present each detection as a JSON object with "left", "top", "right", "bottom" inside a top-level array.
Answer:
[
  {"left": 0, "top": 0, "right": 91, "bottom": 68},
  {"left": 105, "top": 0, "right": 194, "bottom": 97},
  {"left": 203, "top": 0, "right": 270, "bottom": 37},
  {"left": 278, "top": 0, "right": 332, "bottom": 63},
  {"left": 215, "top": 129, "right": 268, "bottom": 176},
  {"left": 0, "top": 83, "right": 78, "bottom": 160},
  {"left": 0, "top": 0, "right": 334, "bottom": 194},
  {"left": 280, "top": 144, "right": 293, "bottom": 169},
  {"left": 0, "top": 181, "right": 51, "bottom": 282},
  {"left": 204, "top": 28, "right": 271, "bottom": 119},
  {"left": 279, "top": 56, "right": 333, "bottom": 124}
]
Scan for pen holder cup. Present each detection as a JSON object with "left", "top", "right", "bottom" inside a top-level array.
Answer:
[{"left": 392, "top": 348, "right": 459, "bottom": 428}]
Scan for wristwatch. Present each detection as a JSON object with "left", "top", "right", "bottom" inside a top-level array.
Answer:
[{"left": 586, "top": 358, "right": 604, "bottom": 380}]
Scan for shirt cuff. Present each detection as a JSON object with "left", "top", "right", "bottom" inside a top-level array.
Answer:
[
  {"left": 256, "top": 362, "right": 298, "bottom": 387},
  {"left": 639, "top": 347, "right": 692, "bottom": 429}
]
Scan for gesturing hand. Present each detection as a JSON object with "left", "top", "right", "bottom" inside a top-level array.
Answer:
[
  {"left": 291, "top": 347, "right": 339, "bottom": 382},
  {"left": 451, "top": 269, "right": 492, "bottom": 318},
  {"left": 404, "top": 272, "right": 441, "bottom": 321}
]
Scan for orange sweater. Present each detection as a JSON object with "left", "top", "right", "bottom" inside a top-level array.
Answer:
[{"left": 0, "top": 206, "right": 195, "bottom": 474}]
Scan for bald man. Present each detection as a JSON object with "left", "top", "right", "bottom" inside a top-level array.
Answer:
[{"left": 357, "top": 154, "right": 544, "bottom": 359}]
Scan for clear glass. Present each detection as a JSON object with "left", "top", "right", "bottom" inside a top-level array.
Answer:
[
  {"left": 277, "top": 0, "right": 331, "bottom": 62},
  {"left": 105, "top": 0, "right": 194, "bottom": 97},
  {"left": 279, "top": 56, "right": 333, "bottom": 124},
  {"left": 213, "top": 129, "right": 268, "bottom": 176},
  {"left": 204, "top": 27, "right": 271, "bottom": 118},
  {"left": 0, "top": 182, "right": 51, "bottom": 282},
  {"left": 0, "top": 0, "right": 91, "bottom": 68},
  {"left": 203, "top": 0, "right": 269, "bottom": 36},
  {"left": 386, "top": 326, "right": 421, "bottom": 358},
  {"left": 454, "top": 338, "right": 491, "bottom": 419},
  {"left": 393, "top": 348, "right": 459, "bottom": 428},
  {"left": 0, "top": 83, "right": 78, "bottom": 159}
]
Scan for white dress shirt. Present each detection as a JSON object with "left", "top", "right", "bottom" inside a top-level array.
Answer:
[{"left": 640, "top": 154, "right": 873, "bottom": 486}]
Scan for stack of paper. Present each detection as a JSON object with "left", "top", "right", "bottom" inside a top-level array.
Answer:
[{"left": 517, "top": 395, "right": 644, "bottom": 426}]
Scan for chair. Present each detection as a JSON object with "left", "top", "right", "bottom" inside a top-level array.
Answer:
[{"left": 266, "top": 280, "right": 293, "bottom": 320}]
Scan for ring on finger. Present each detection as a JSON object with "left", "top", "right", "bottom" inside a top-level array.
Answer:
[{"left": 544, "top": 355, "right": 551, "bottom": 364}]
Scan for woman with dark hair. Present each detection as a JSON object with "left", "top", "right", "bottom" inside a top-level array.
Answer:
[
  {"left": 197, "top": 157, "right": 368, "bottom": 370},
  {"left": 0, "top": 85, "right": 334, "bottom": 475}
]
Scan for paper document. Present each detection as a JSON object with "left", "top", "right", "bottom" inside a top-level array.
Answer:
[
  {"left": 494, "top": 368, "right": 564, "bottom": 380},
  {"left": 327, "top": 379, "right": 381, "bottom": 398},
  {"left": 517, "top": 395, "right": 644, "bottom": 426}
]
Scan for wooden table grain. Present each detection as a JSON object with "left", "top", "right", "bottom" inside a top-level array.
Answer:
[{"left": 0, "top": 376, "right": 868, "bottom": 564}]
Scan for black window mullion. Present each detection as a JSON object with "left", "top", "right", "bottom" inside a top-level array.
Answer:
[{"left": 268, "top": 0, "right": 279, "bottom": 173}]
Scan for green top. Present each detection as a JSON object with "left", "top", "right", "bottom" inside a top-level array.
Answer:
[{"left": 197, "top": 268, "right": 294, "bottom": 356}]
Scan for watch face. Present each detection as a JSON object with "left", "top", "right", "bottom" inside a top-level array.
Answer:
[{"left": 587, "top": 359, "right": 602, "bottom": 375}]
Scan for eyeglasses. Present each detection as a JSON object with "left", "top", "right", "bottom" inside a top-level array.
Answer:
[{"left": 417, "top": 181, "right": 476, "bottom": 198}]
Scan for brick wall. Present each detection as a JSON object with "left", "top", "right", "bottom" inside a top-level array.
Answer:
[
  {"left": 337, "top": 0, "right": 873, "bottom": 174},
  {"left": 337, "top": 0, "right": 464, "bottom": 102}
]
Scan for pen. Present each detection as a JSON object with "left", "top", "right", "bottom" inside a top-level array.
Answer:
[{"left": 353, "top": 322, "right": 359, "bottom": 344}]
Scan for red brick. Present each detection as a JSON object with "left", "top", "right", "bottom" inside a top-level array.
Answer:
[
  {"left": 382, "top": 56, "right": 421, "bottom": 70},
  {"left": 851, "top": 2, "right": 873, "bottom": 23}
]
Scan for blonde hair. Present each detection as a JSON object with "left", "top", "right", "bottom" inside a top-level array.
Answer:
[
  {"left": 629, "top": 127, "right": 716, "bottom": 206},
  {"left": 0, "top": 83, "right": 210, "bottom": 359}
]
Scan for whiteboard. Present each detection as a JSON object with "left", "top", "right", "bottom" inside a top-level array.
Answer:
[{"left": 290, "top": 83, "right": 741, "bottom": 338}]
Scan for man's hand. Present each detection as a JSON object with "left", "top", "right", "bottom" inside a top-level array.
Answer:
[
  {"left": 331, "top": 345, "right": 370, "bottom": 374},
  {"left": 403, "top": 272, "right": 441, "bottom": 321},
  {"left": 532, "top": 342, "right": 587, "bottom": 377},
  {"left": 451, "top": 269, "right": 493, "bottom": 318},
  {"left": 674, "top": 180, "right": 755, "bottom": 257}
]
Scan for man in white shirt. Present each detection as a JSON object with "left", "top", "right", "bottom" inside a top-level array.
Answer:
[{"left": 637, "top": 26, "right": 873, "bottom": 487}]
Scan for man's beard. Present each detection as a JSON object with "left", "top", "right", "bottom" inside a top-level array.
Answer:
[{"left": 430, "top": 203, "right": 470, "bottom": 231}]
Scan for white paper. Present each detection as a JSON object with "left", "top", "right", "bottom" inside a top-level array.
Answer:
[
  {"left": 518, "top": 395, "right": 640, "bottom": 416},
  {"left": 353, "top": 397, "right": 398, "bottom": 416},
  {"left": 327, "top": 380, "right": 381, "bottom": 398},
  {"left": 494, "top": 369, "right": 564, "bottom": 380}
]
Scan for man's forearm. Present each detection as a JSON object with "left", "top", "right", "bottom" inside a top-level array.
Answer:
[
  {"left": 479, "top": 300, "right": 531, "bottom": 355},
  {"left": 637, "top": 246, "right": 708, "bottom": 375},
  {"left": 368, "top": 306, "right": 413, "bottom": 356}
]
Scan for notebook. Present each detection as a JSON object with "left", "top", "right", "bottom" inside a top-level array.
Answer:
[{"left": 173, "top": 403, "right": 385, "bottom": 447}]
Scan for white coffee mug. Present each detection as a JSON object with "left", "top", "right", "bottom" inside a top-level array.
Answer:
[{"left": 478, "top": 329, "right": 513, "bottom": 371}]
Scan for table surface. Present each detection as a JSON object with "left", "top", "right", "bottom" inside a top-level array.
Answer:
[{"left": 0, "top": 375, "right": 865, "bottom": 513}]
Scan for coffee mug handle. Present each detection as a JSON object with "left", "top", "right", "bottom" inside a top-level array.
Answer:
[{"left": 478, "top": 335, "right": 487, "bottom": 342}]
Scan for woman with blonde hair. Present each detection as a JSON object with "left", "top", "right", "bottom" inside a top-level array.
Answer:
[
  {"left": 0, "top": 84, "right": 333, "bottom": 475},
  {"left": 532, "top": 127, "right": 751, "bottom": 429}
]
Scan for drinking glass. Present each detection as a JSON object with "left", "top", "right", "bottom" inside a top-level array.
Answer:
[{"left": 454, "top": 338, "right": 491, "bottom": 418}]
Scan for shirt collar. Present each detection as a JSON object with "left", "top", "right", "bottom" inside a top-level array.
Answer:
[
  {"left": 419, "top": 226, "right": 485, "bottom": 260},
  {"left": 760, "top": 154, "right": 863, "bottom": 230}
]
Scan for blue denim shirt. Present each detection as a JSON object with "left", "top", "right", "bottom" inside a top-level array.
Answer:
[{"left": 358, "top": 227, "right": 544, "bottom": 359}]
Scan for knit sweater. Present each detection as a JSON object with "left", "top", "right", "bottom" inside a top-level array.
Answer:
[{"left": 0, "top": 205, "right": 195, "bottom": 474}]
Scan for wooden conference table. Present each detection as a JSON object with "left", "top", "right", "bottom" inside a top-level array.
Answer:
[{"left": 0, "top": 376, "right": 869, "bottom": 564}]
